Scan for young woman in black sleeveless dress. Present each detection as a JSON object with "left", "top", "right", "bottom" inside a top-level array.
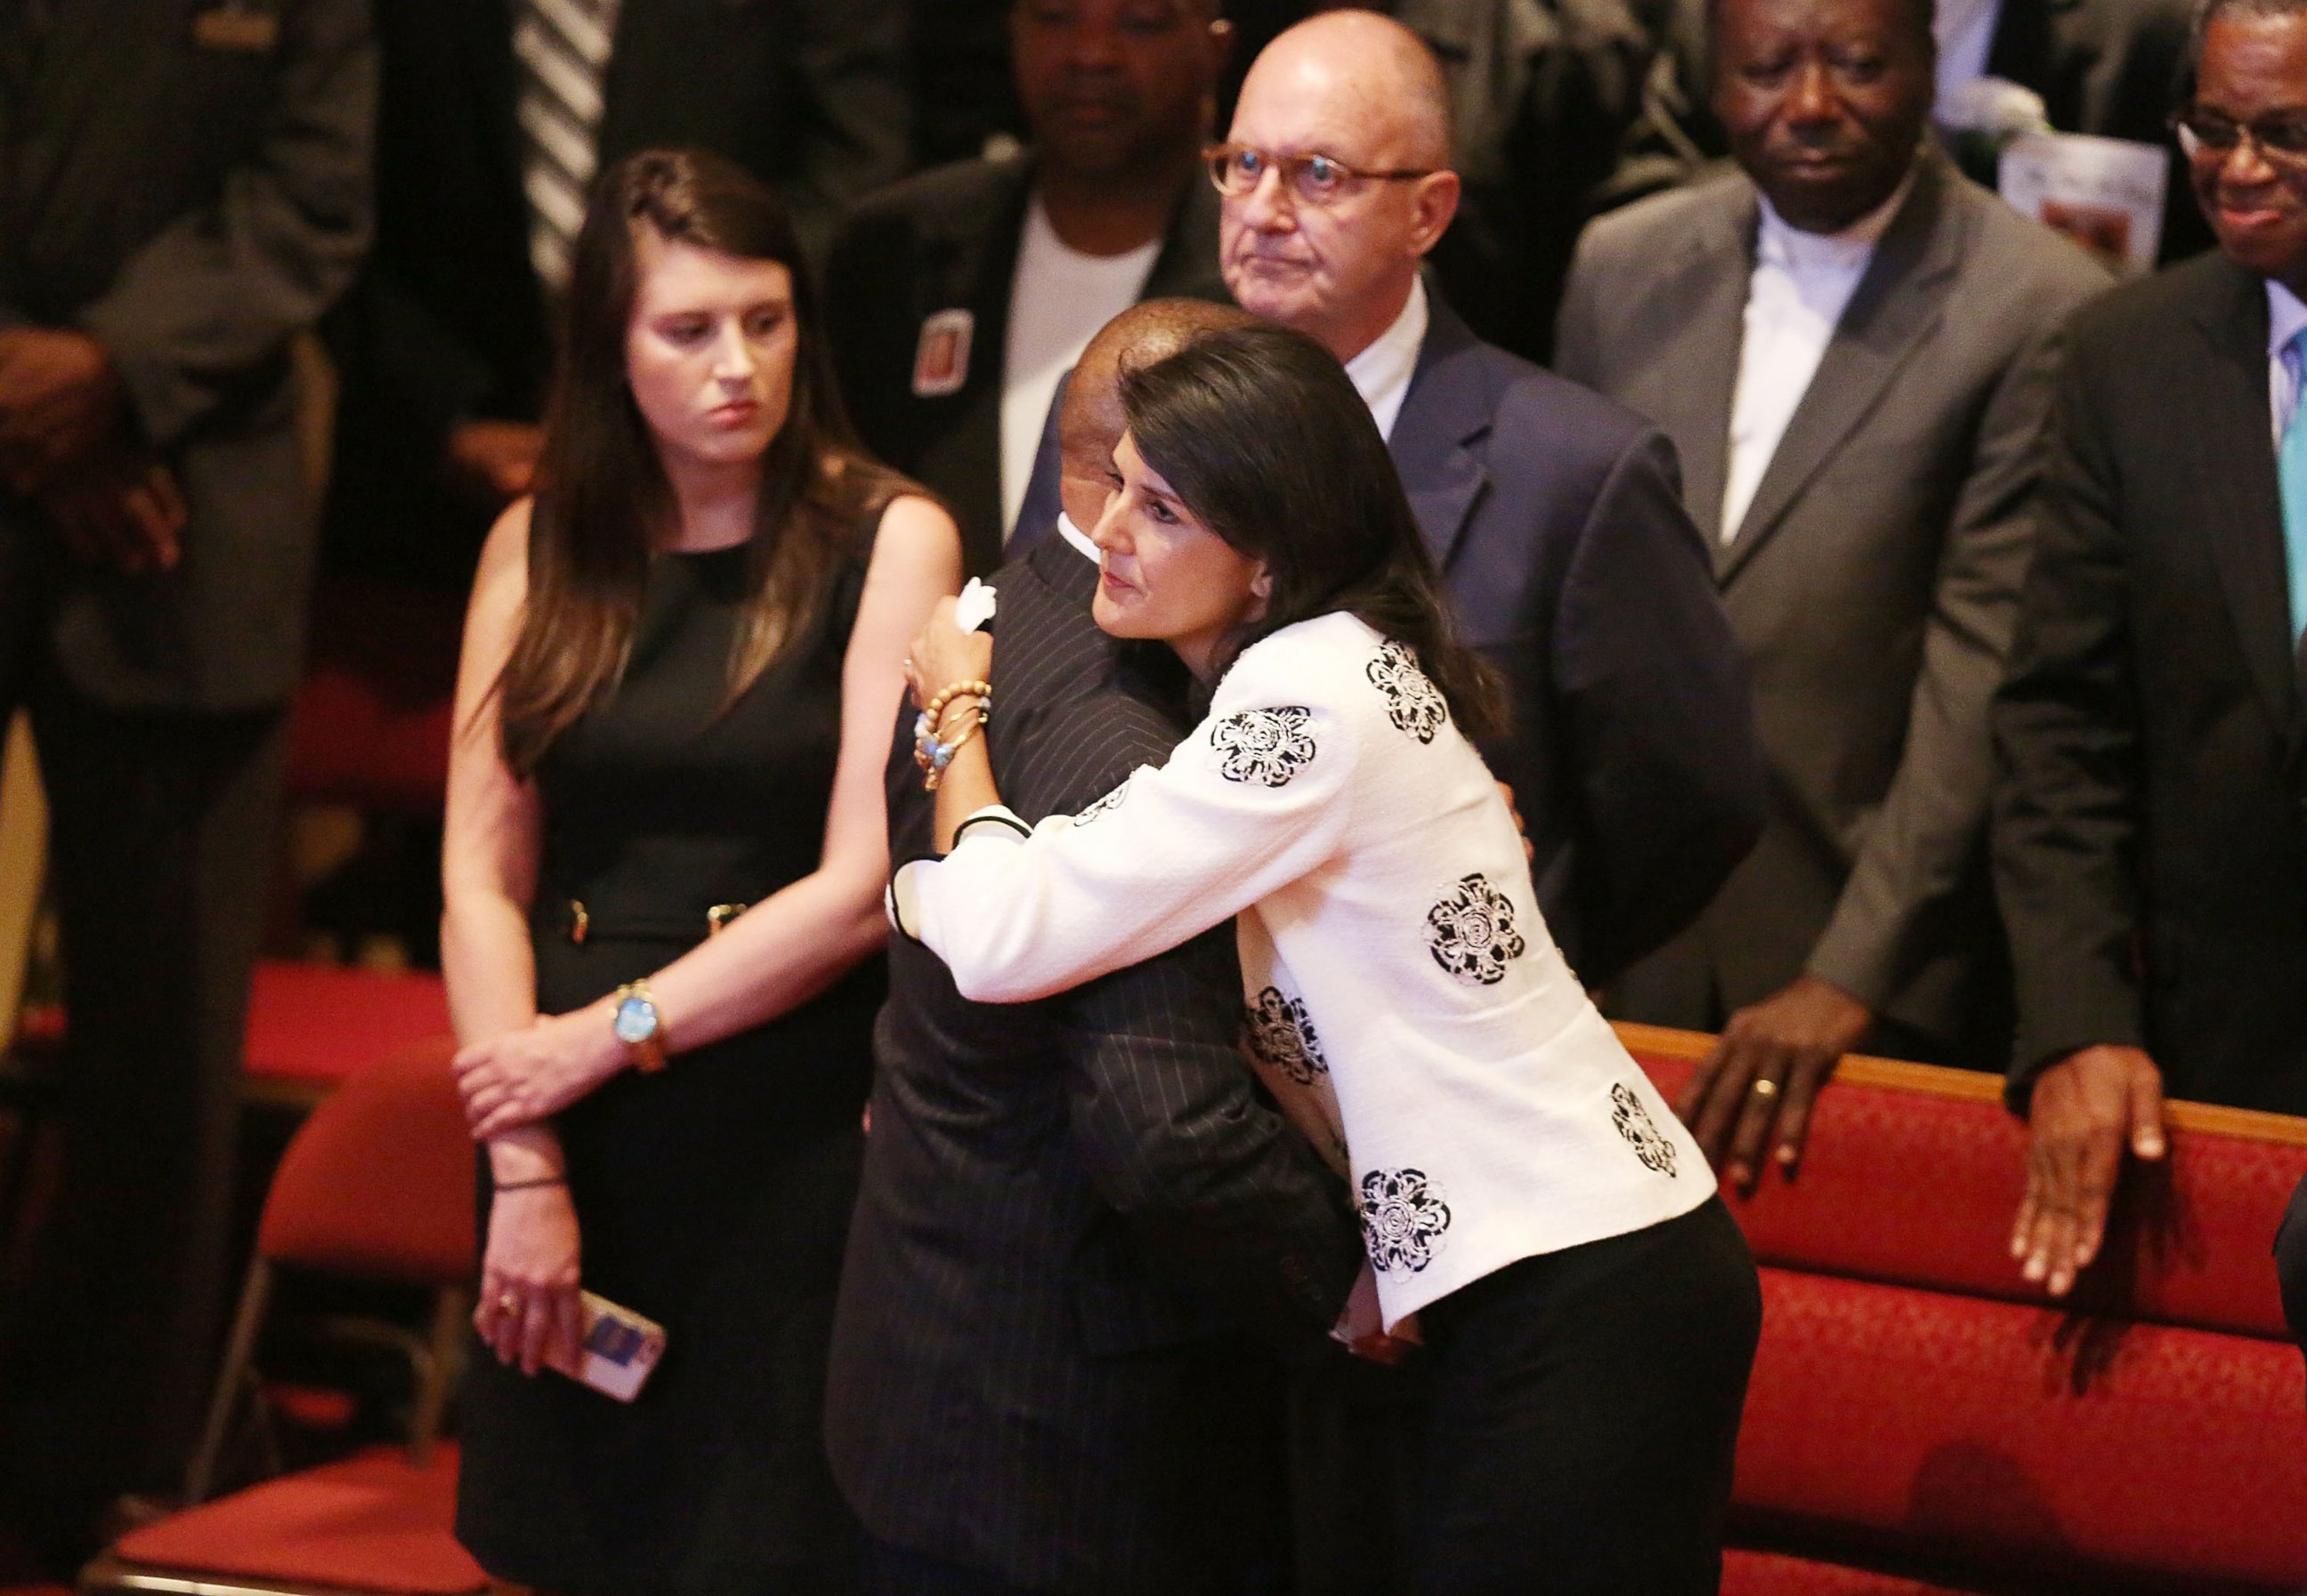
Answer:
[{"left": 439, "top": 150, "right": 959, "bottom": 1593}]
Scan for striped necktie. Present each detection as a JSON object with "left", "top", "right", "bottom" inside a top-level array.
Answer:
[
  {"left": 2279, "top": 327, "right": 2307, "bottom": 644},
  {"left": 514, "top": 0, "right": 621, "bottom": 292}
]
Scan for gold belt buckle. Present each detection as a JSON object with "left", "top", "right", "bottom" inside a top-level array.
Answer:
[{"left": 706, "top": 903, "right": 748, "bottom": 936}]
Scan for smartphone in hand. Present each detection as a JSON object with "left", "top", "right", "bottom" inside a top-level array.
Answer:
[{"left": 546, "top": 1291, "right": 667, "bottom": 1402}]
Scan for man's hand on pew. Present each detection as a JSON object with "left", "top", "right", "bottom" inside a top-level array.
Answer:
[
  {"left": 2012, "top": 1044, "right": 2165, "bottom": 1297},
  {"left": 1677, "top": 974, "right": 1872, "bottom": 1195}
]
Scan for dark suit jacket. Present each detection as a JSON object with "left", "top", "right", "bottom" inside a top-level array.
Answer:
[
  {"left": 1392, "top": 295, "right": 1765, "bottom": 987},
  {"left": 1994, "top": 253, "right": 2307, "bottom": 1114},
  {"left": 1559, "top": 151, "right": 2110, "bottom": 1046},
  {"left": 826, "top": 536, "right": 1362, "bottom": 1595},
  {"left": 823, "top": 154, "right": 1229, "bottom": 576},
  {"left": 322, "top": 0, "right": 907, "bottom": 588},
  {"left": 0, "top": 0, "right": 375, "bottom": 713}
]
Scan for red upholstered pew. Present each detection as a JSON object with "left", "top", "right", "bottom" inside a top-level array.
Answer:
[{"left": 1621, "top": 1023, "right": 2307, "bottom": 1596}]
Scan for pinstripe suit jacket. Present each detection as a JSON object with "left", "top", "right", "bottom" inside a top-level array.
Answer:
[{"left": 826, "top": 536, "right": 1363, "bottom": 1594}]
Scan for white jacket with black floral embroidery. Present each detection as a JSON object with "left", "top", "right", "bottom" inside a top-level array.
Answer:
[{"left": 891, "top": 611, "right": 1711, "bottom": 1328}]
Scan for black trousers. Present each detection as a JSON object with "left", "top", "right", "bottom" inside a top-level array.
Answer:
[
  {"left": 1291, "top": 1196, "right": 1761, "bottom": 1595},
  {"left": 0, "top": 605, "right": 287, "bottom": 1534}
]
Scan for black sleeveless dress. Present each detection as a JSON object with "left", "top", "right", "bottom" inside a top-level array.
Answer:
[{"left": 457, "top": 515, "right": 885, "bottom": 1595}]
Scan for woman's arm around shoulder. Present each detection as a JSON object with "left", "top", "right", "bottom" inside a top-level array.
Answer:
[{"left": 895, "top": 618, "right": 1370, "bottom": 1004}]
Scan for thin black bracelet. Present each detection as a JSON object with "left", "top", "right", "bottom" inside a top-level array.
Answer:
[{"left": 494, "top": 1175, "right": 568, "bottom": 1192}]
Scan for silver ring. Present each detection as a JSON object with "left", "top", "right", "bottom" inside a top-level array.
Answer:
[{"left": 1750, "top": 1076, "right": 1779, "bottom": 1099}]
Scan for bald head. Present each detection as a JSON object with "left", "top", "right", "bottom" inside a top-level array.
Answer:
[
  {"left": 1243, "top": 11, "right": 1453, "bottom": 169},
  {"left": 1220, "top": 11, "right": 1461, "bottom": 362},
  {"left": 1059, "top": 298, "right": 1258, "bottom": 533}
]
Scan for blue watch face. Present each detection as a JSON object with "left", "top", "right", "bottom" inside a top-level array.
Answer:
[{"left": 613, "top": 994, "right": 658, "bottom": 1045}]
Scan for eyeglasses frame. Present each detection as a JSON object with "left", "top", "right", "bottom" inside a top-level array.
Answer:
[
  {"left": 2169, "top": 104, "right": 2307, "bottom": 170},
  {"left": 1202, "top": 142, "right": 1441, "bottom": 206}
]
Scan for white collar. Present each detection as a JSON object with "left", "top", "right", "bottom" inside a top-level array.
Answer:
[
  {"left": 1055, "top": 510, "right": 1100, "bottom": 564},
  {"left": 1756, "top": 166, "right": 1914, "bottom": 272},
  {"left": 2269, "top": 279, "right": 2307, "bottom": 364},
  {"left": 1342, "top": 276, "right": 1429, "bottom": 440}
]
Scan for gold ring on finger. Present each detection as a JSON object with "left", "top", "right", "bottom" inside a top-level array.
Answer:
[
  {"left": 498, "top": 1292, "right": 521, "bottom": 1315},
  {"left": 1751, "top": 1077, "right": 1779, "bottom": 1099}
]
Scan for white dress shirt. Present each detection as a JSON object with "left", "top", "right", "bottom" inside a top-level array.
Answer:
[
  {"left": 2269, "top": 280, "right": 2307, "bottom": 448},
  {"left": 1720, "top": 177, "right": 1912, "bottom": 541},
  {"left": 1000, "top": 200, "right": 1162, "bottom": 543},
  {"left": 1052, "top": 508, "right": 1099, "bottom": 563},
  {"left": 1343, "top": 277, "right": 1430, "bottom": 442},
  {"left": 892, "top": 612, "right": 1709, "bottom": 1329}
]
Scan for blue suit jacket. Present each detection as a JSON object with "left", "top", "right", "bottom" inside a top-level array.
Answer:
[{"left": 1392, "top": 298, "right": 1765, "bottom": 984}]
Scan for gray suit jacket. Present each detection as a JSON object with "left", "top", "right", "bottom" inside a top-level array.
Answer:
[
  {"left": 1558, "top": 149, "right": 2110, "bottom": 1041},
  {"left": 0, "top": 0, "right": 375, "bottom": 713}
]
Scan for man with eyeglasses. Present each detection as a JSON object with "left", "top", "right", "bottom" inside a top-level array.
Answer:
[
  {"left": 1214, "top": 13, "right": 1766, "bottom": 1591},
  {"left": 1218, "top": 8, "right": 1766, "bottom": 1003},
  {"left": 1558, "top": 0, "right": 2109, "bottom": 1192},
  {"left": 1993, "top": 0, "right": 2307, "bottom": 1315},
  {"left": 825, "top": 0, "right": 1234, "bottom": 574}
]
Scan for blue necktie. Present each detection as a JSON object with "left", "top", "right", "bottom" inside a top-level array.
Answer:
[
  {"left": 1006, "top": 371, "right": 1070, "bottom": 564},
  {"left": 2278, "top": 328, "right": 2307, "bottom": 643}
]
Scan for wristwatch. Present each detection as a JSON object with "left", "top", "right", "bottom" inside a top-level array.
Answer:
[{"left": 611, "top": 980, "right": 668, "bottom": 1074}]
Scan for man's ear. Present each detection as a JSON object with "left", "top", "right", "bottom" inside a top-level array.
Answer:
[
  {"left": 1250, "top": 562, "right": 1275, "bottom": 609},
  {"left": 1410, "top": 170, "right": 1461, "bottom": 257}
]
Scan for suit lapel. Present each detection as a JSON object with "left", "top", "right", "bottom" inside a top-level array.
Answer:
[
  {"left": 918, "top": 162, "right": 1033, "bottom": 574},
  {"left": 932, "top": 161, "right": 1033, "bottom": 356},
  {"left": 1639, "top": 187, "right": 1753, "bottom": 539},
  {"left": 1389, "top": 295, "right": 1493, "bottom": 571},
  {"left": 2185, "top": 260, "right": 2296, "bottom": 733},
  {"left": 1720, "top": 150, "right": 1961, "bottom": 585}
]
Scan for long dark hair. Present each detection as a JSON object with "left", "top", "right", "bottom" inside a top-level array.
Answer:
[
  {"left": 1117, "top": 323, "right": 1506, "bottom": 742},
  {"left": 495, "top": 148, "right": 895, "bottom": 774}
]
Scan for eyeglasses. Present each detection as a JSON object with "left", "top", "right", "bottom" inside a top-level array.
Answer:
[
  {"left": 2171, "top": 106, "right": 2307, "bottom": 169},
  {"left": 1203, "top": 143, "right": 1437, "bottom": 207}
]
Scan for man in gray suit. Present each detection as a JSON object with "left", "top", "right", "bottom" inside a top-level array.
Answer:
[
  {"left": 1557, "top": 0, "right": 2108, "bottom": 1188},
  {"left": 0, "top": 0, "right": 373, "bottom": 1552},
  {"left": 1218, "top": 9, "right": 1766, "bottom": 993}
]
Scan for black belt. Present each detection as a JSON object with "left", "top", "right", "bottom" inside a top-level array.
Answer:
[{"left": 552, "top": 899, "right": 749, "bottom": 945}]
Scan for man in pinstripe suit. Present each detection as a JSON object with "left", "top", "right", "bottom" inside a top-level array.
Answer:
[{"left": 827, "top": 301, "right": 1364, "bottom": 1596}]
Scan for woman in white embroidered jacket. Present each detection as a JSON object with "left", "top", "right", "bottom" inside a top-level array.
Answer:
[{"left": 891, "top": 324, "right": 1761, "bottom": 1594}]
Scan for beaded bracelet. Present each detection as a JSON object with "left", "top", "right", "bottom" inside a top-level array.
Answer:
[
  {"left": 915, "top": 680, "right": 992, "bottom": 787},
  {"left": 921, "top": 679, "right": 992, "bottom": 730},
  {"left": 920, "top": 715, "right": 984, "bottom": 791}
]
